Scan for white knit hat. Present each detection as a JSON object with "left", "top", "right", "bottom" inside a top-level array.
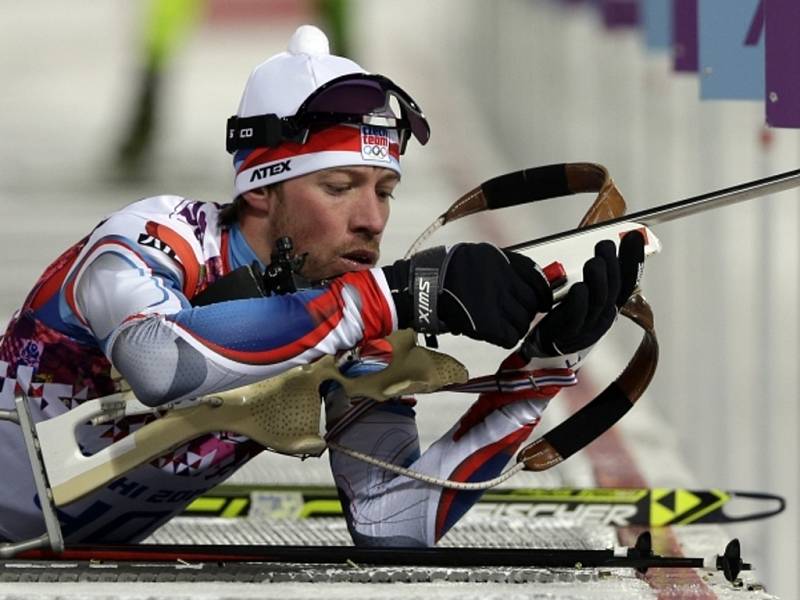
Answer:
[{"left": 232, "top": 25, "right": 403, "bottom": 195}]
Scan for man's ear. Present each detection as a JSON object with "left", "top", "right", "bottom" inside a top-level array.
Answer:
[{"left": 241, "top": 187, "right": 274, "bottom": 216}]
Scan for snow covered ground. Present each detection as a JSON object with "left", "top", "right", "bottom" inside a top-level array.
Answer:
[{"left": 0, "top": 1, "right": 795, "bottom": 598}]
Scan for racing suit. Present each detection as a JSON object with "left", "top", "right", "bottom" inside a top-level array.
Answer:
[{"left": 0, "top": 195, "right": 563, "bottom": 545}]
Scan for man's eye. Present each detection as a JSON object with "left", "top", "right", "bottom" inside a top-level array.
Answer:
[
  {"left": 378, "top": 189, "right": 395, "bottom": 200},
  {"left": 325, "top": 184, "right": 350, "bottom": 194}
]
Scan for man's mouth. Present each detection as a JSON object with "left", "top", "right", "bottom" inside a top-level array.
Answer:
[{"left": 340, "top": 249, "right": 377, "bottom": 267}]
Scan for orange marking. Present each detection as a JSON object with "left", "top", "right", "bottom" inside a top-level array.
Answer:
[{"left": 145, "top": 221, "right": 202, "bottom": 299}]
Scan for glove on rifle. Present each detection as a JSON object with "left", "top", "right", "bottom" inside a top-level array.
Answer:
[
  {"left": 382, "top": 242, "right": 553, "bottom": 349},
  {"left": 453, "top": 230, "right": 645, "bottom": 440},
  {"left": 522, "top": 230, "right": 645, "bottom": 361}
]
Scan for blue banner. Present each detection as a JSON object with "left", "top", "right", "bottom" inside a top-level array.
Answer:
[
  {"left": 698, "top": 0, "right": 764, "bottom": 99},
  {"left": 643, "top": 0, "right": 671, "bottom": 51}
]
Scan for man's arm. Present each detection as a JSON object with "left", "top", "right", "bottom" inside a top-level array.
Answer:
[
  {"left": 69, "top": 212, "right": 556, "bottom": 408},
  {"left": 70, "top": 236, "right": 396, "bottom": 407}
]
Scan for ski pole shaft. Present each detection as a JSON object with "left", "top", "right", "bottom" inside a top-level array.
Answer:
[
  {"left": 509, "top": 168, "right": 800, "bottom": 253},
  {"left": 19, "top": 534, "right": 749, "bottom": 582}
]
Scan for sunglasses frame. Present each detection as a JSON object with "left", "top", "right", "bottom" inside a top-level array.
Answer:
[{"left": 226, "top": 73, "right": 429, "bottom": 154}]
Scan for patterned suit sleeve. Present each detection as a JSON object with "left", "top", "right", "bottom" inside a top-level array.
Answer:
[{"left": 69, "top": 220, "right": 397, "bottom": 405}]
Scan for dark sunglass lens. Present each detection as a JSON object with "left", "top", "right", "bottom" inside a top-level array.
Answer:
[
  {"left": 407, "top": 114, "right": 431, "bottom": 145},
  {"left": 306, "top": 81, "right": 387, "bottom": 114},
  {"left": 300, "top": 76, "right": 430, "bottom": 145}
]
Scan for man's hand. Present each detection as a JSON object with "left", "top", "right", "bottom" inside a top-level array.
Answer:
[
  {"left": 522, "top": 230, "right": 645, "bottom": 359},
  {"left": 450, "top": 231, "right": 644, "bottom": 441},
  {"left": 383, "top": 243, "right": 552, "bottom": 348}
]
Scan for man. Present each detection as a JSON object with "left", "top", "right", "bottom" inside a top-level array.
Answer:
[{"left": 0, "top": 25, "right": 642, "bottom": 546}]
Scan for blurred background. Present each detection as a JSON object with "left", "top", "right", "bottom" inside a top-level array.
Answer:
[{"left": 1, "top": 0, "right": 798, "bottom": 597}]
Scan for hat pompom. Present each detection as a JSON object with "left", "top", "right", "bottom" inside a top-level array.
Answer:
[{"left": 287, "top": 25, "right": 330, "bottom": 57}]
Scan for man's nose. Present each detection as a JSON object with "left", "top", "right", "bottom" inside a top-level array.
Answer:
[{"left": 350, "top": 190, "right": 388, "bottom": 237}]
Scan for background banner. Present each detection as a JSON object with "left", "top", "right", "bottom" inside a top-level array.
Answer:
[
  {"left": 643, "top": 0, "right": 671, "bottom": 51},
  {"left": 672, "top": 0, "right": 698, "bottom": 72},
  {"left": 698, "top": 0, "right": 764, "bottom": 99},
  {"left": 765, "top": 0, "right": 800, "bottom": 127},
  {"left": 602, "top": 0, "right": 639, "bottom": 27}
]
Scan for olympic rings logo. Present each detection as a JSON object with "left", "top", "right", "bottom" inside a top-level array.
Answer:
[{"left": 363, "top": 144, "right": 389, "bottom": 158}]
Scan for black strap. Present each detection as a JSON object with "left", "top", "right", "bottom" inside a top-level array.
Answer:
[
  {"left": 543, "top": 382, "right": 632, "bottom": 459},
  {"left": 408, "top": 246, "right": 447, "bottom": 333},
  {"left": 226, "top": 115, "right": 308, "bottom": 153},
  {"left": 481, "top": 164, "right": 571, "bottom": 209}
]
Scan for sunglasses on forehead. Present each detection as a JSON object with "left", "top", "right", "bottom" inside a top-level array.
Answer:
[{"left": 226, "top": 73, "right": 430, "bottom": 154}]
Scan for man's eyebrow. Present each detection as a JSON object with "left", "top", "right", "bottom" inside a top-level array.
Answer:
[
  {"left": 321, "top": 168, "right": 401, "bottom": 183},
  {"left": 378, "top": 172, "right": 401, "bottom": 184}
]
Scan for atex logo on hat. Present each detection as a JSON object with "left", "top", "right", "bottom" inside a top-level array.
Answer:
[
  {"left": 360, "top": 125, "right": 391, "bottom": 163},
  {"left": 249, "top": 160, "right": 293, "bottom": 182}
]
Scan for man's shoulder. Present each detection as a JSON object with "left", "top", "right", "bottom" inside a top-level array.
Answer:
[
  {"left": 81, "top": 195, "right": 233, "bottom": 269},
  {"left": 115, "top": 195, "right": 225, "bottom": 222},
  {"left": 98, "top": 195, "right": 230, "bottom": 243}
]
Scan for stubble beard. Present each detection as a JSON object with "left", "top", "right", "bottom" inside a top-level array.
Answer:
[
  {"left": 267, "top": 202, "right": 337, "bottom": 282},
  {"left": 268, "top": 196, "right": 381, "bottom": 282}
]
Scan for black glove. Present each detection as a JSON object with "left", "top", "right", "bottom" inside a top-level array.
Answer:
[
  {"left": 522, "top": 230, "right": 645, "bottom": 358},
  {"left": 382, "top": 243, "right": 553, "bottom": 349}
]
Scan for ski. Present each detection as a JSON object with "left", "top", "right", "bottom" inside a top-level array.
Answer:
[
  {"left": 181, "top": 484, "right": 785, "bottom": 526},
  {"left": 16, "top": 532, "right": 749, "bottom": 583}
]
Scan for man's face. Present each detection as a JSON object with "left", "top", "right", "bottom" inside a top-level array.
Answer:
[{"left": 265, "top": 166, "right": 399, "bottom": 281}]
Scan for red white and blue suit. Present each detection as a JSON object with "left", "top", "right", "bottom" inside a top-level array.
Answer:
[{"left": 0, "top": 195, "right": 570, "bottom": 545}]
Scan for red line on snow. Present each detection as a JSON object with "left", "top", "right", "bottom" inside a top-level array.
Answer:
[{"left": 563, "top": 381, "right": 718, "bottom": 600}]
